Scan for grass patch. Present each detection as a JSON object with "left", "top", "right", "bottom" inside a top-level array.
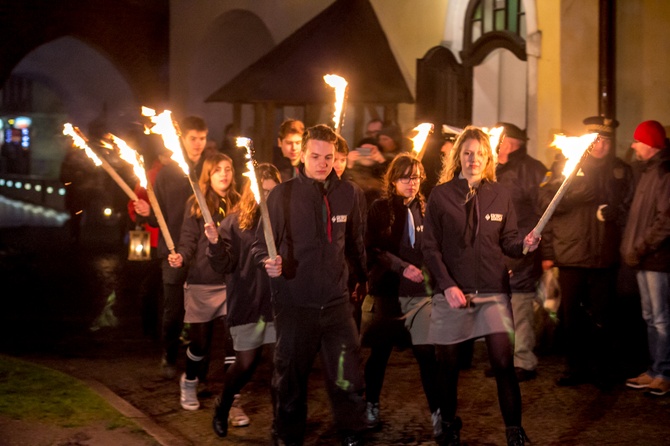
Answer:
[{"left": 0, "top": 354, "right": 132, "bottom": 430}]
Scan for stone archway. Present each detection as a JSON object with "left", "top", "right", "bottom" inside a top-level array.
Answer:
[{"left": 7, "top": 36, "right": 137, "bottom": 176}]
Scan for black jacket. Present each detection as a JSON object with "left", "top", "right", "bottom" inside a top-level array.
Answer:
[
  {"left": 271, "top": 146, "right": 299, "bottom": 183},
  {"left": 620, "top": 148, "right": 670, "bottom": 271},
  {"left": 367, "top": 195, "right": 432, "bottom": 299},
  {"left": 423, "top": 177, "right": 524, "bottom": 294},
  {"left": 146, "top": 159, "right": 204, "bottom": 260},
  {"left": 208, "top": 213, "right": 273, "bottom": 326},
  {"left": 541, "top": 155, "right": 633, "bottom": 268},
  {"left": 176, "top": 197, "right": 228, "bottom": 285},
  {"left": 251, "top": 167, "right": 367, "bottom": 308},
  {"left": 496, "top": 148, "right": 548, "bottom": 291}
]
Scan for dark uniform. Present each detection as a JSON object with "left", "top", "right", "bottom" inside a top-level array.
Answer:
[
  {"left": 541, "top": 117, "right": 633, "bottom": 387},
  {"left": 252, "top": 165, "right": 368, "bottom": 444},
  {"left": 146, "top": 159, "right": 204, "bottom": 370}
]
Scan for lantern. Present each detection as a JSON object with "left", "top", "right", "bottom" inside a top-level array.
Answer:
[{"left": 128, "top": 229, "right": 151, "bottom": 261}]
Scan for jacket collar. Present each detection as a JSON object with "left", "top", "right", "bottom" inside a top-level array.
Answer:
[{"left": 296, "top": 164, "right": 340, "bottom": 192}]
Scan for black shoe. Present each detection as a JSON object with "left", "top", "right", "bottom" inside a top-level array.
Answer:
[
  {"left": 212, "top": 395, "right": 231, "bottom": 438},
  {"left": 556, "top": 372, "right": 589, "bottom": 387},
  {"left": 506, "top": 426, "right": 529, "bottom": 446},
  {"left": 341, "top": 433, "right": 364, "bottom": 446},
  {"left": 212, "top": 413, "right": 228, "bottom": 437},
  {"left": 515, "top": 367, "right": 537, "bottom": 382},
  {"left": 436, "top": 416, "right": 462, "bottom": 446}
]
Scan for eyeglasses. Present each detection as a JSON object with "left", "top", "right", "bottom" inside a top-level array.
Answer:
[{"left": 398, "top": 176, "right": 422, "bottom": 184}]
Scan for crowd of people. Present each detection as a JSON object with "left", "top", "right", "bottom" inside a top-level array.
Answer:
[{"left": 67, "top": 112, "right": 669, "bottom": 446}]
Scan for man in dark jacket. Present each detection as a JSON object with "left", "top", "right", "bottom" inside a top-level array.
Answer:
[
  {"left": 495, "top": 122, "right": 548, "bottom": 382},
  {"left": 271, "top": 119, "right": 304, "bottom": 182},
  {"left": 621, "top": 120, "right": 670, "bottom": 397},
  {"left": 541, "top": 116, "right": 634, "bottom": 389},
  {"left": 253, "top": 124, "right": 368, "bottom": 446},
  {"left": 134, "top": 116, "right": 207, "bottom": 379}
]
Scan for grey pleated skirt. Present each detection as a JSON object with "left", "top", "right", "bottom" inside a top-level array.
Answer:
[{"left": 428, "top": 293, "right": 513, "bottom": 345}]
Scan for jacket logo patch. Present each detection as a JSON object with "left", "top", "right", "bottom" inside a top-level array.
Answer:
[
  {"left": 486, "top": 213, "right": 503, "bottom": 222},
  {"left": 331, "top": 215, "right": 347, "bottom": 223}
]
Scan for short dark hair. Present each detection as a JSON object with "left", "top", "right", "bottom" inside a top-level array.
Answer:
[
  {"left": 181, "top": 116, "right": 208, "bottom": 133},
  {"left": 278, "top": 119, "right": 305, "bottom": 140},
  {"left": 301, "top": 124, "right": 338, "bottom": 153},
  {"left": 336, "top": 134, "right": 349, "bottom": 155}
]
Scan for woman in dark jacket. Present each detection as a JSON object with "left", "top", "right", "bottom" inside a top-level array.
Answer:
[
  {"left": 360, "top": 153, "right": 440, "bottom": 436},
  {"left": 206, "top": 163, "right": 280, "bottom": 437},
  {"left": 423, "top": 126, "right": 539, "bottom": 446},
  {"left": 168, "top": 153, "right": 240, "bottom": 411}
]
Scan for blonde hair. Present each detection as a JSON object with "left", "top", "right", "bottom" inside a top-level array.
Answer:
[
  {"left": 236, "top": 163, "right": 281, "bottom": 230},
  {"left": 438, "top": 125, "right": 496, "bottom": 184}
]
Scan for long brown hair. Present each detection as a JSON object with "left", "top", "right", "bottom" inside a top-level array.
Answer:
[
  {"left": 189, "top": 152, "right": 241, "bottom": 219},
  {"left": 438, "top": 125, "right": 496, "bottom": 184},
  {"left": 237, "top": 163, "right": 281, "bottom": 230}
]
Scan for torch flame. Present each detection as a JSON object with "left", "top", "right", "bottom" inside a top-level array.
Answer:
[
  {"left": 63, "top": 123, "right": 102, "bottom": 166},
  {"left": 486, "top": 126, "right": 505, "bottom": 164},
  {"left": 236, "top": 137, "right": 262, "bottom": 205},
  {"left": 551, "top": 133, "right": 599, "bottom": 176},
  {"left": 101, "top": 133, "right": 148, "bottom": 189},
  {"left": 324, "top": 74, "right": 348, "bottom": 132},
  {"left": 410, "top": 123, "right": 434, "bottom": 156},
  {"left": 141, "top": 107, "right": 189, "bottom": 175},
  {"left": 482, "top": 126, "right": 504, "bottom": 165}
]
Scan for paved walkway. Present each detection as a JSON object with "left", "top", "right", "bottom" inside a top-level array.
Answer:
[{"left": 1, "top": 196, "right": 669, "bottom": 445}]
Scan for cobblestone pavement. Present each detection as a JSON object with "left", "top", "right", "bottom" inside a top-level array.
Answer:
[
  {"left": 19, "top": 334, "right": 670, "bottom": 446},
  {"left": 1, "top": 207, "right": 669, "bottom": 445}
]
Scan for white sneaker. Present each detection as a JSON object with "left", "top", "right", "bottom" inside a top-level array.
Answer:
[
  {"left": 179, "top": 373, "right": 199, "bottom": 410},
  {"left": 228, "top": 394, "right": 250, "bottom": 426}
]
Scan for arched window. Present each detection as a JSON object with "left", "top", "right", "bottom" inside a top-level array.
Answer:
[
  {"left": 462, "top": 0, "right": 526, "bottom": 65},
  {"left": 470, "top": 0, "right": 525, "bottom": 41}
]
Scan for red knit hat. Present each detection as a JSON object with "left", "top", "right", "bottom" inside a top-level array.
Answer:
[{"left": 634, "top": 120, "right": 666, "bottom": 149}]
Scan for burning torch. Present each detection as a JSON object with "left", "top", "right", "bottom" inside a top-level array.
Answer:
[
  {"left": 410, "top": 123, "right": 434, "bottom": 161},
  {"left": 522, "top": 132, "right": 599, "bottom": 254},
  {"left": 142, "top": 107, "right": 214, "bottom": 226},
  {"left": 237, "top": 137, "right": 277, "bottom": 260},
  {"left": 324, "top": 74, "right": 348, "bottom": 134},
  {"left": 63, "top": 124, "right": 138, "bottom": 201},
  {"left": 102, "top": 133, "right": 176, "bottom": 254}
]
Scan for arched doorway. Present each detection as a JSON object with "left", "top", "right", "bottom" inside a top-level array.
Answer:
[
  {"left": 416, "top": 0, "right": 536, "bottom": 148},
  {"left": 5, "top": 36, "right": 137, "bottom": 176}
]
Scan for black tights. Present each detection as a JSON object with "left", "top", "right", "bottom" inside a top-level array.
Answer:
[
  {"left": 185, "top": 321, "right": 214, "bottom": 381},
  {"left": 364, "top": 343, "right": 440, "bottom": 413},
  {"left": 435, "top": 333, "right": 521, "bottom": 427},
  {"left": 216, "top": 347, "right": 264, "bottom": 413}
]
